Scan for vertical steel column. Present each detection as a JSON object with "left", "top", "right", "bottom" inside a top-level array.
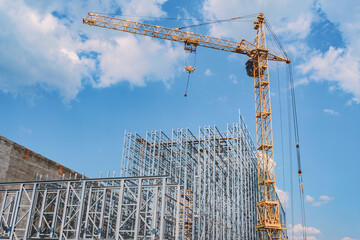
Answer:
[
  {"left": 24, "top": 183, "right": 37, "bottom": 239},
  {"left": 50, "top": 190, "right": 60, "bottom": 238},
  {"left": 174, "top": 185, "right": 181, "bottom": 239},
  {"left": 106, "top": 187, "right": 115, "bottom": 238},
  {"left": 134, "top": 179, "right": 143, "bottom": 239},
  {"left": 151, "top": 186, "right": 160, "bottom": 240},
  {"left": 9, "top": 184, "right": 23, "bottom": 239},
  {"left": 0, "top": 190, "right": 8, "bottom": 231},
  {"left": 75, "top": 182, "right": 86, "bottom": 239},
  {"left": 98, "top": 188, "right": 107, "bottom": 238},
  {"left": 59, "top": 182, "right": 70, "bottom": 240},
  {"left": 159, "top": 178, "right": 167, "bottom": 240},
  {"left": 83, "top": 187, "right": 92, "bottom": 238},
  {"left": 115, "top": 179, "right": 125, "bottom": 240},
  {"left": 37, "top": 188, "right": 47, "bottom": 238}
]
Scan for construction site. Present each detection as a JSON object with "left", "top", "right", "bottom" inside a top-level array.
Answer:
[{"left": 0, "top": 11, "right": 306, "bottom": 240}]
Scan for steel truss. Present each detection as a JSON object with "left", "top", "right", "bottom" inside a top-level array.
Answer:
[
  {"left": 121, "top": 117, "right": 286, "bottom": 239},
  {"left": 0, "top": 176, "right": 181, "bottom": 240}
]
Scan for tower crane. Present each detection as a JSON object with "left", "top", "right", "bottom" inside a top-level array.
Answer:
[{"left": 83, "top": 12, "right": 291, "bottom": 240}]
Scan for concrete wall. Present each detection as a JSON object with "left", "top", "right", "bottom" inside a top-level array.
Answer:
[{"left": 0, "top": 136, "right": 83, "bottom": 183}]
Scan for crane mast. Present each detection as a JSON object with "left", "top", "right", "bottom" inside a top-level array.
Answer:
[
  {"left": 253, "top": 14, "right": 286, "bottom": 240},
  {"left": 84, "top": 12, "right": 289, "bottom": 240}
]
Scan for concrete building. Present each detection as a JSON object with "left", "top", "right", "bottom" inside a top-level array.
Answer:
[{"left": 0, "top": 136, "right": 83, "bottom": 183}]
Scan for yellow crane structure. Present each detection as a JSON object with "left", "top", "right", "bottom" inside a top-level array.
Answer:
[{"left": 83, "top": 12, "right": 290, "bottom": 240}]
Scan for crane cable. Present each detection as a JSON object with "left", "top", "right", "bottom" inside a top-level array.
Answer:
[
  {"left": 92, "top": 13, "right": 211, "bottom": 21},
  {"left": 288, "top": 63, "right": 307, "bottom": 240},
  {"left": 268, "top": 32, "right": 287, "bottom": 215},
  {"left": 268, "top": 28, "right": 287, "bottom": 204},
  {"left": 92, "top": 13, "right": 258, "bottom": 29},
  {"left": 286, "top": 70, "right": 295, "bottom": 240},
  {"left": 184, "top": 51, "right": 197, "bottom": 97},
  {"left": 264, "top": 19, "right": 289, "bottom": 60},
  {"left": 173, "top": 14, "right": 258, "bottom": 30},
  {"left": 266, "top": 18, "right": 307, "bottom": 239},
  {"left": 184, "top": 72, "right": 191, "bottom": 97}
]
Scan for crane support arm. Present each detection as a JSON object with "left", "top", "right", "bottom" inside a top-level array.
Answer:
[{"left": 83, "top": 13, "right": 288, "bottom": 62}]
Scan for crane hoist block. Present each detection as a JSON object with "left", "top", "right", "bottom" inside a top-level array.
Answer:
[{"left": 185, "top": 66, "right": 195, "bottom": 73}]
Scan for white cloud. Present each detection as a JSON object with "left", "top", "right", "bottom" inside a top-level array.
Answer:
[
  {"left": 294, "top": 78, "right": 309, "bottom": 87},
  {"left": 84, "top": 36, "right": 182, "bottom": 88},
  {"left": 342, "top": 237, "right": 359, "bottom": 240},
  {"left": 306, "top": 237, "right": 318, "bottom": 240},
  {"left": 256, "top": 151, "right": 276, "bottom": 182},
  {"left": 305, "top": 194, "right": 314, "bottom": 202},
  {"left": 294, "top": 1, "right": 360, "bottom": 104},
  {"left": 285, "top": 42, "right": 311, "bottom": 61},
  {"left": 0, "top": 0, "right": 86, "bottom": 101},
  {"left": 319, "top": 195, "right": 333, "bottom": 201},
  {"left": 312, "top": 2, "right": 360, "bottom": 103},
  {"left": 276, "top": 188, "right": 289, "bottom": 208},
  {"left": 18, "top": 127, "right": 33, "bottom": 135},
  {"left": 3, "top": 0, "right": 360, "bottom": 106},
  {"left": 298, "top": 47, "right": 360, "bottom": 103},
  {"left": 120, "top": 0, "right": 167, "bottom": 18},
  {"left": 229, "top": 74, "right": 238, "bottom": 84},
  {"left": 217, "top": 96, "right": 227, "bottom": 102},
  {"left": 202, "top": 0, "right": 360, "bottom": 104},
  {"left": 323, "top": 109, "right": 339, "bottom": 116},
  {"left": 288, "top": 224, "right": 321, "bottom": 240},
  {"left": 202, "top": 0, "right": 314, "bottom": 42},
  {"left": 0, "top": 0, "right": 182, "bottom": 102},
  {"left": 317, "top": 1, "right": 360, "bottom": 55},
  {"left": 305, "top": 194, "right": 334, "bottom": 207},
  {"left": 276, "top": 13, "right": 313, "bottom": 40},
  {"left": 205, "top": 68, "right": 213, "bottom": 76}
]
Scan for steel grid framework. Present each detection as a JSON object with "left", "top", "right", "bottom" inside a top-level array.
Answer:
[
  {"left": 0, "top": 176, "right": 181, "bottom": 240},
  {"left": 0, "top": 119, "right": 286, "bottom": 240},
  {"left": 121, "top": 117, "right": 284, "bottom": 239}
]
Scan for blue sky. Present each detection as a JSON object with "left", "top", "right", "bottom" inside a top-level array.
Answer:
[{"left": 0, "top": 0, "right": 359, "bottom": 239}]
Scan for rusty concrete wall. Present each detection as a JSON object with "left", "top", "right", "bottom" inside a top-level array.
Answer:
[{"left": 0, "top": 136, "right": 84, "bottom": 183}]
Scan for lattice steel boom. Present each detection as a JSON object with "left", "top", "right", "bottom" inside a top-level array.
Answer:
[{"left": 83, "top": 12, "right": 290, "bottom": 240}]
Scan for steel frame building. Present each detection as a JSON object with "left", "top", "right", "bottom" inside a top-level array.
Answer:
[
  {"left": 121, "top": 116, "right": 261, "bottom": 239},
  {"left": 0, "top": 176, "right": 181, "bottom": 240},
  {"left": 0, "top": 116, "right": 286, "bottom": 240}
]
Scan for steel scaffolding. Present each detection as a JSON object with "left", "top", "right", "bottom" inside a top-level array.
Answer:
[
  {"left": 0, "top": 117, "right": 286, "bottom": 240},
  {"left": 121, "top": 116, "right": 273, "bottom": 239},
  {"left": 0, "top": 176, "right": 181, "bottom": 240}
]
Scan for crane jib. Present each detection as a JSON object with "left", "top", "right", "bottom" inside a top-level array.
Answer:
[{"left": 83, "top": 13, "right": 287, "bottom": 62}]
